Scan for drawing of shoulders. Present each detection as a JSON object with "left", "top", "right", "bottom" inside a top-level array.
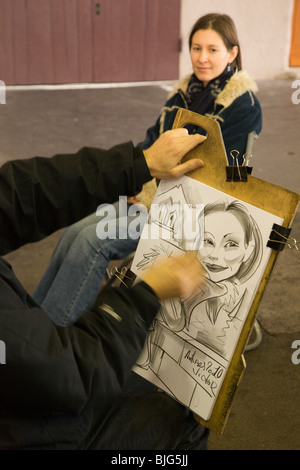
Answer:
[{"left": 183, "top": 279, "right": 247, "bottom": 357}]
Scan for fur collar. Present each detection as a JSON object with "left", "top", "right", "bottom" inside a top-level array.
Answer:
[{"left": 171, "top": 70, "right": 258, "bottom": 109}]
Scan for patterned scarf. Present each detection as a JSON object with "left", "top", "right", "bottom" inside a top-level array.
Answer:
[{"left": 186, "top": 67, "right": 233, "bottom": 116}]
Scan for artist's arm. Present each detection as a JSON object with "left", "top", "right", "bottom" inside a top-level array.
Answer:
[
  {"left": 0, "top": 130, "right": 204, "bottom": 255},
  {"left": 0, "top": 142, "right": 146, "bottom": 254},
  {"left": 0, "top": 254, "right": 203, "bottom": 418}
]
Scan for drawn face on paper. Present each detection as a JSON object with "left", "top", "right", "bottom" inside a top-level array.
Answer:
[{"left": 199, "top": 211, "right": 253, "bottom": 283}]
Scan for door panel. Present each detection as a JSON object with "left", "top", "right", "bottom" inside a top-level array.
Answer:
[
  {"left": 0, "top": 1, "right": 16, "bottom": 85},
  {"left": 144, "top": 0, "right": 181, "bottom": 80},
  {"left": 0, "top": 0, "right": 180, "bottom": 85},
  {"left": 93, "top": 0, "right": 148, "bottom": 82},
  {"left": 93, "top": 0, "right": 111, "bottom": 82},
  {"left": 11, "top": 0, "right": 29, "bottom": 84},
  {"left": 51, "top": 0, "right": 80, "bottom": 84},
  {"left": 26, "top": 0, "right": 54, "bottom": 84}
]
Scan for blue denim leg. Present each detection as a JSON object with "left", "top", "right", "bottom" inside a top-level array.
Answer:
[
  {"left": 33, "top": 211, "right": 100, "bottom": 306},
  {"left": 33, "top": 203, "right": 147, "bottom": 326}
]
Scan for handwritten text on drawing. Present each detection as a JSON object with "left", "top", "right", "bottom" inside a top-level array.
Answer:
[{"left": 182, "top": 348, "right": 225, "bottom": 397}]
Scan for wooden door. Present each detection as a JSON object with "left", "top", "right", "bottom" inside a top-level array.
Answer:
[
  {"left": 93, "top": 0, "right": 148, "bottom": 82},
  {"left": 0, "top": 0, "right": 86, "bottom": 85},
  {"left": 0, "top": 0, "right": 181, "bottom": 85}
]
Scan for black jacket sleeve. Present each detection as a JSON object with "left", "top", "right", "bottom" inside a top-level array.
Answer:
[
  {"left": 0, "top": 253, "right": 160, "bottom": 418},
  {"left": 0, "top": 142, "right": 151, "bottom": 255},
  {"left": 0, "top": 142, "right": 159, "bottom": 448}
]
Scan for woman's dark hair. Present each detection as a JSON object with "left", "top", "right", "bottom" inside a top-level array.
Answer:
[{"left": 188, "top": 13, "right": 242, "bottom": 71}]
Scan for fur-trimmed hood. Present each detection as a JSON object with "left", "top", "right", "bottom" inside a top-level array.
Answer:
[{"left": 170, "top": 70, "right": 258, "bottom": 110}]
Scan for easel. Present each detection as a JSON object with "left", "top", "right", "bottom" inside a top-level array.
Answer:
[{"left": 173, "top": 109, "right": 299, "bottom": 433}]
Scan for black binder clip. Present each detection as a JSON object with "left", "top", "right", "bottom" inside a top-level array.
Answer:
[
  {"left": 267, "top": 224, "right": 298, "bottom": 251},
  {"left": 243, "top": 153, "right": 253, "bottom": 175},
  {"left": 109, "top": 265, "right": 135, "bottom": 287},
  {"left": 226, "top": 150, "right": 252, "bottom": 182}
]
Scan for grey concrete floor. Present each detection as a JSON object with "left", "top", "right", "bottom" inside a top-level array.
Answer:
[{"left": 1, "top": 80, "right": 299, "bottom": 450}]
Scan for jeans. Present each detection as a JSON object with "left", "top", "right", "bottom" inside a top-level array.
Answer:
[{"left": 33, "top": 201, "right": 147, "bottom": 326}]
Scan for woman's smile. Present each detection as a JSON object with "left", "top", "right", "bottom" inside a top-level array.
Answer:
[{"left": 203, "top": 262, "right": 228, "bottom": 273}]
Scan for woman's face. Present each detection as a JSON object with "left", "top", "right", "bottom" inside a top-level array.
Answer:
[
  {"left": 199, "top": 211, "right": 251, "bottom": 283},
  {"left": 190, "top": 28, "right": 238, "bottom": 86}
]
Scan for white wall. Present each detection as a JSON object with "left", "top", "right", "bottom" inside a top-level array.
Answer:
[{"left": 179, "top": 0, "right": 300, "bottom": 80}]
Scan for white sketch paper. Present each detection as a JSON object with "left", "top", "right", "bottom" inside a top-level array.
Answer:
[{"left": 131, "top": 175, "right": 284, "bottom": 421}]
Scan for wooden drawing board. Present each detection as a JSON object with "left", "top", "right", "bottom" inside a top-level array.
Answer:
[{"left": 172, "top": 108, "right": 300, "bottom": 433}]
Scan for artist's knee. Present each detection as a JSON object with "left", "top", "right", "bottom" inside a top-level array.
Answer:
[
  {"left": 72, "top": 223, "right": 107, "bottom": 255},
  {"left": 59, "top": 220, "right": 87, "bottom": 248}
]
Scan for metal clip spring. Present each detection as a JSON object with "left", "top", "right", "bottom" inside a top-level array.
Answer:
[
  {"left": 110, "top": 266, "right": 133, "bottom": 286},
  {"left": 230, "top": 149, "right": 241, "bottom": 181},
  {"left": 269, "top": 229, "right": 299, "bottom": 251}
]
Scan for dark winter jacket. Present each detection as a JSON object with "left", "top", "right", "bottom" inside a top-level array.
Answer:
[
  {"left": 140, "top": 71, "right": 262, "bottom": 160},
  {"left": 135, "top": 71, "right": 263, "bottom": 209},
  {"left": 0, "top": 143, "right": 161, "bottom": 449}
]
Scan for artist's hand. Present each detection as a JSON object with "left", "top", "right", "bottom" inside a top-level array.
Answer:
[
  {"left": 143, "top": 129, "right": 205, "bottom": 179},
  {"left": 141, "top": 253, "right": 204, "bottom": 300}
]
